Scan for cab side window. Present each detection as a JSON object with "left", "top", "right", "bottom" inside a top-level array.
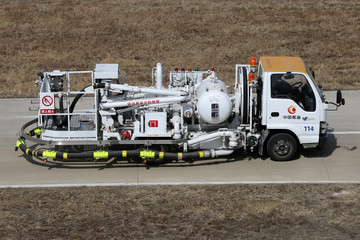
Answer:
[{"left": 271, "top": 73, "right": 316, "bottom": 112}]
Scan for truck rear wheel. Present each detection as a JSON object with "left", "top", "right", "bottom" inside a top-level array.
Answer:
[{"left": 267, "top": 133, "right": 297, "bottom": 161}]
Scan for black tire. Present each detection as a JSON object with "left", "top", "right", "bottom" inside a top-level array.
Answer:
[{"left": 266, "top": 133, "right": 297, "bottom": 161}]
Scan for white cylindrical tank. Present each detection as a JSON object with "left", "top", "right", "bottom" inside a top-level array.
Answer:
[
  {"left": 156, "top": 62, "right": 163, "bottom": 89},
  {"left": 196, "top": 76, "right": 232, "bottom": 124},
  {"left": 196, "top": 76, "right": 228, "bottom": 97}
]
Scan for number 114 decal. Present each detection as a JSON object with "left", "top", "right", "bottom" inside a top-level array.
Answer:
[{"left": 304, "top": 126, "right": 315, "bottom": 132}]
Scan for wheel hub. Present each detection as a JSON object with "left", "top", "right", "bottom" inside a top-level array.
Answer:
[{"left": 274, "top": 140, "right": 290, "bottom": 156}]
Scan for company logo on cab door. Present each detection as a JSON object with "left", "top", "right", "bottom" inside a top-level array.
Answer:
[
  {"left": 302, "top": 117, "right": 315, "bottom": 121},
  {"left": 288, "top": 106, "right": 296, "bottom": 114}
]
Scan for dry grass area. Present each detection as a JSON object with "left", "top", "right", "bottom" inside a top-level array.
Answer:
[
  {"left": 0, "top": 0, "right": 359, "bottom": 97},
  {"left": 0, "top": 184, "right": 359, "bottom": 239}
]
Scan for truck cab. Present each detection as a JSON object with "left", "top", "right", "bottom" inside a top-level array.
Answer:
[{"left": 255, "top": 56, "right": 333, "bottom": 160}]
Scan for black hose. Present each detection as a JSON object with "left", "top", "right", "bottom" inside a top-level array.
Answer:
[
  {"left": 53, "top": 95, "right": 65, "bottom": 127},
  {"left": 93, "top": 83, "right": 106, "bottom": 89},
  {"left": 16, "top": 138, "right": 211, "bottom": 162},
  {"left": 56, "top": 85, "right": 91, "bottom": 128},
  {"left": 242, "top": 67, "right": 249, "bottom": 124}
]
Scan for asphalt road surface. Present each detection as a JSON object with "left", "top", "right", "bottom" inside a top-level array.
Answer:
[{"left": 0, "top": 91, "right": 359, "bottom": 187}]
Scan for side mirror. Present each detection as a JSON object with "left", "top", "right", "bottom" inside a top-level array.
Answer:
[
  {"left": 336, "top": 90, "right": 345, "bottom": 105},
  {"left": 309, "top": 67, "right": 315, "bottom": 79}
]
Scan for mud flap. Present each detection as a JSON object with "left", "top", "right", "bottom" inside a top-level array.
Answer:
[{"left": 258, "top": 130, "right": 270, "bottom": 156}]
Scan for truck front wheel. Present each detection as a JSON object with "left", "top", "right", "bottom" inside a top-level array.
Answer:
[{"left": 267, "top": 133, "right": 297, "bottom": 161}]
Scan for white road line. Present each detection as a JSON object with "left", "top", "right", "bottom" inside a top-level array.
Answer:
[
  {"left": 330, "top": 131, "right": 360, "bottom": 135},
  {"left": 1, "top": 181, "right": 360, "bottom": 189},
  {"left": 15, "top": 116, "right": 37, "bottom": 119}
]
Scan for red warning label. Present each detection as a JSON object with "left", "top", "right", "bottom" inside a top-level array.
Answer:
[
  {"left": 40, "top": 109, "right": 55, "bottom": 114},
  {"left": 40, "top": 93, "right": 55, "bottom": 115},
  {"left": 42, "top": 95, "right": 53, "bottom": 107}
]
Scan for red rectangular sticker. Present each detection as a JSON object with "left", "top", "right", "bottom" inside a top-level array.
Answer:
[
  {"left": 40, "top": 109, "right": 55, "bottom": 114},
  {"left": 148, "top": 120, "right": 158, "bottom": 128}
]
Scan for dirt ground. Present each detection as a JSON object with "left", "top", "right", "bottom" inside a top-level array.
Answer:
[
  {"left": 0, "top": 0, "right": 359, "bottom": 97},
  {"left": 0, "top": 184, "right": 359, "bottom": 239}
]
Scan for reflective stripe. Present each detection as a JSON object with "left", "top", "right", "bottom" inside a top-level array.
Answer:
[
  {"left": 34, "top": 128, "right": 42, "bottom": 135},
  {"left": 63, "top": 153, "right": 68, "bottom": 159},
  {"left": 26, "top": 149, "right": 30, "bottom": 155},
  {"left": 199, "top": 151, "right": 204, "bottom": 158},
  {"left": 140, "top": 151, "right": 155, "bottom": 159},
  {"left": 16, "top": 140, "right": 25, "bottom": 148},
  {"left": 122, "top": 151, "right": 127, "bottom": 158},
  {"left": 43, "top": 151, "right": 56, "bottom": 159},
  {"left": 178, "top": 153, "right": 183, "bottom": 160},
  {"left": 93, "top": 151, "right": 108, "bottom": 159},
  {"left": 159, "top": 152, "right": 164, "bottom": 159}
]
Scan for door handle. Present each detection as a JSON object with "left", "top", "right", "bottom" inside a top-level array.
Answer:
[{"left": 271, "top": 112, "right": 279, "bottom": 117}]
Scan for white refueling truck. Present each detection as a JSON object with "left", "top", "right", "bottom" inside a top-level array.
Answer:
[{"left": 16, "top": 56, "right": 344, "bottom": 165}]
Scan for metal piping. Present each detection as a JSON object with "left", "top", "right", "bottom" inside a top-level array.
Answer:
[
  {"left": 19, "top": 118, "right": 185, "bottom": 146},
  {"left": 101, "top": 96, "right": 187, "bottom": 109},
  {"left": 94, "top": 83, "right": 187, "bottom": 96},
  {"left": 187, "top": 131, "right": 238, "bottom": 148}
]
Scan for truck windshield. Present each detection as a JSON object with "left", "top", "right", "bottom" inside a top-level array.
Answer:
[{"left": 271, "top": 73, "right": 316, "bottom": 112}]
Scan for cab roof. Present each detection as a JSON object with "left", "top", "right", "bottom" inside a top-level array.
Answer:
[{"left": 260, "top": 56, "right": 307, "bottom": 74}]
